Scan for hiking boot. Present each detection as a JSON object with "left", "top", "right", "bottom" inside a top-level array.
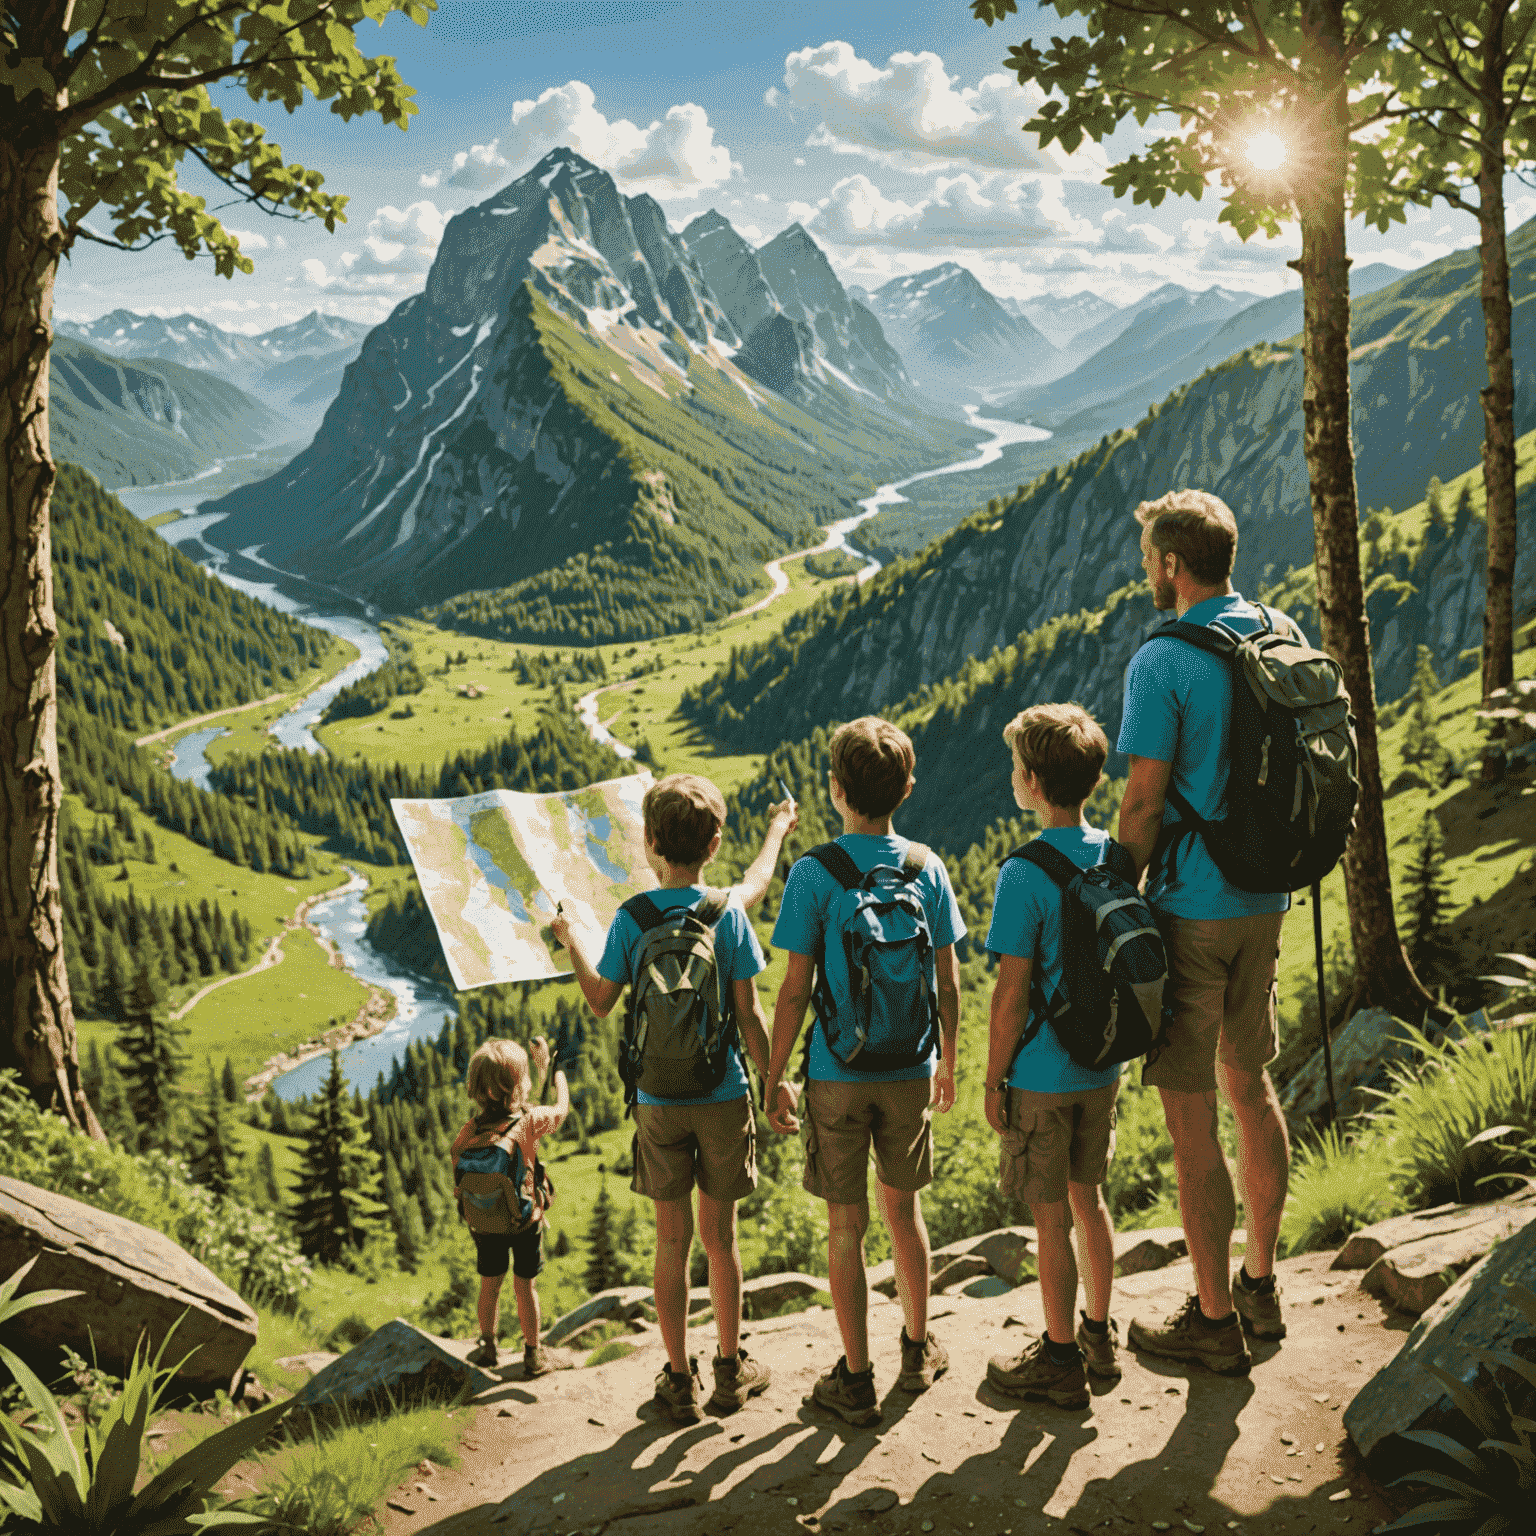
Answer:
[
  {"left": 523, "top": 1345, "right": 555, "bottom": 1379},
  {"left": 985, "top": 1337, "right": 1089, "bottom": 1409},
  {"left": 465, "top": 1336, "right": 498, "bottom": 1368},
  {"left": 1075, "top": 1315, "right": 1122, "bottom": 1382},
  {"left": 653, "top": 1358, "right": 704, "bottom": 1424},
  {"left": 811, "top": 1356, "right": 881, "bottom": 1428},
  {"left": 1233, "top": 1269, "right": 1287, "bottom": 1340},
  {"left": 897, "top": 1328, "right": 949, "bottom": 1392},
  {"left": 709, "top": 1347, "right": 771, "bottom": 1413},
  {"left": 1128, "top": 1295, "right": 1252, "bottom": 1376}
]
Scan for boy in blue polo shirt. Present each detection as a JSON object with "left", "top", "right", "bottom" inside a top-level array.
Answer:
[
  {"left": 765, "top": 716, "right": 964, "bottom": 1428},
  {"left": 982, "top": 703, "right": 1121, "bottom": 1411}
]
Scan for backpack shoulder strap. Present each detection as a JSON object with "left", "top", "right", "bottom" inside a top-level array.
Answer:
[
  {"left": 805, "top": 841, "right": 862, "bottom": 891},
  {"left": 1141, "top": 618, "right": 1237, "bottom": 659},
  {"left": 900, "top": 842, "right": 931, "bottom": 881},
  {"left": 1101, "top": 838, "right": 1138, "bottom": 884},
  {"left": 1013, "top": 840, "right": 1082, "bottom": 890},
  {"left": 693, "top": 888, "right": 729, "bottom": 926},
  {"left": 621, "top": 893, "right": 667, "bottom": 933}
]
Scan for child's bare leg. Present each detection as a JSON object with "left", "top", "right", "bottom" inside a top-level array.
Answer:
[
  {"left": 653, "top": 1195, "right": 694, "bottom": 1374},
  {"left": 513, "top": 1275, "right": 540, "bottom": 1349},
  {"left": 477, "top": 1274, "right": 503, "bottom": 1339},
  {"left": 696, "top": 1191, "right": 744, "bottom": 1359},
  {"left": 1029, "top": 1199, "right": 1078, "bottom": 1344},
  {"left": 826, "top": 1199, "right": 871, "bottom": 1372},
  {"left": 878, "top": 1181, "right": 931, "bottom": 1344},
  {"left": 1067, "top": 1181, "right": 1115, "bottom": 1323}
]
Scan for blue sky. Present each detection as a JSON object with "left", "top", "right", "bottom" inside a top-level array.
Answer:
[{"left": 55, "top": 0, "right": 1513, "bottom": 332}]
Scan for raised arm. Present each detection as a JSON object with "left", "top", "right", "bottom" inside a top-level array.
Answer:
[
  {"left": 1118, "top": 754, "right": 1173, "bottom": 882},
  {"left": 549, "top": 914, "right": 624, "bottom": 1017},
  {"left": 734, "top": 798, "right": 799, "bottom": 911}
]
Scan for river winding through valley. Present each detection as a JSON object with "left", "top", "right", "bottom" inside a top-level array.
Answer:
[{"left": 122, "top": 409, "right": 1045, "bottom": 1097}]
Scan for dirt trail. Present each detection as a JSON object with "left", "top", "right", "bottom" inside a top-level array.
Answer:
[
  {"left": 382, "top": 1252, "right": 1402, "bottom": 1536},
  {"left": 134, "top": 692, "right": 289, "bottom": 747}
]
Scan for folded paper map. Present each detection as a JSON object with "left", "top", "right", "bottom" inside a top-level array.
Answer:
[{"left": 390, "top": 773, "right": 657, "bottom": 989}]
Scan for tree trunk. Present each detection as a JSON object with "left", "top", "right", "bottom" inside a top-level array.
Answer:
[
  {"left": 0, "top": 98, "right": 102, "bottom": 1135},
  {"left": 1297, "top": 0, "right": 1432, "bottom": 1022},
  {"left": 1477, "top": 12, "right": 1517, "bottom": 701}
]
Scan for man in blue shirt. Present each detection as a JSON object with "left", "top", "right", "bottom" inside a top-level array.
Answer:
[
  {"left": 765, "top": 717, "right": 964, "bottom": 1427},
  {"left": 1117, "top": 489, "right": 1295, "bottom": 1376}
]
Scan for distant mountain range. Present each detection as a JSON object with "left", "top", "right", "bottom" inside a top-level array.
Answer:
[
  {"left": 1011, "top": 290, "right": 1120, "bottom": 348},
  {"left": 198, "top": 148, "right": 978, "bottom": 635},
  {"left": 854, "top": 264, "right": 1064, "bottom": 401}
]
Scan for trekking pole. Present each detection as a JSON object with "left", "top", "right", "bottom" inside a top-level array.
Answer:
[{"left": 1312, "top": 879, "right": 1337, "bottom": 1126}]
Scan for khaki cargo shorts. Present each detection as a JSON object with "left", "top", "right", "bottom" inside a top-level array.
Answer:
[
  {"left": 1143, "top": 911, "right": 1286, "bottom": 1094},
  {"left": 631, "top": 1095, "right": 757, "bottom": 1204},
  {"left": 998, "top": 1081, "right": 1120, "bottom": 1206},
  {"left": 801, "top": 1076, "right": 934, "bottom": 1207}
]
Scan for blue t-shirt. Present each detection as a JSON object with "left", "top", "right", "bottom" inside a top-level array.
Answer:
[
  {"left": 985, "top": 826, "right": 1123, "bottom": 1094},
  {"left": 770, "top": 834, "right": 966, "bottom": 1083},
  {"left": 1118, "top": 592, "right": 1297, "bottom": 921},
  {"left": 598, "top": 886, "right": 765, "bottom": 1106}
]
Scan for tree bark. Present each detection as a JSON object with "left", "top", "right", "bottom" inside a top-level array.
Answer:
[
  {"left": 1297, "top": 0, "right": 1432, "bottom": 1021},
  {"left": 1477, "top": 8, "right": 1517, "bottom": 701},
  {"left": 1, "top": 51, "right": 103, "bottom": 1135}
]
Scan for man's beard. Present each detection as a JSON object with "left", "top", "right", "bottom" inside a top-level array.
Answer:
[{"left": 1151, "top": 576, "right": 1177, "bottom": 610}]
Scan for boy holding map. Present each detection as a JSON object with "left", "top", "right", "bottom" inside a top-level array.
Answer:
[{"left": 551, "top": 775, "right": 796, "bottom": 1423}]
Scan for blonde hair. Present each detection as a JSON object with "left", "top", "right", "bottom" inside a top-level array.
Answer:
[
  {"left": 1134, "top": 489, "right": 1239, "bottom": 584},
  {"left": 466, "top": 1038, "right": 531, "bottom": 1116},
  {"left": 1003, "top": 702, "right": 1107, "bottom": 809}
]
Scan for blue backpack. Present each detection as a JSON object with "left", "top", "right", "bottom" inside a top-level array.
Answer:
[
  {"left": 452, "top": 1112, "right": 555, "bottom": 1236},
  {"left": 805, "top": 841, "right": 940, "bottom": 1074}
]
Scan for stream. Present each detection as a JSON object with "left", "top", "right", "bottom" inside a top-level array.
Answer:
[{"left": 127, "top": 408, "right": 1044, "bottom": 1098}]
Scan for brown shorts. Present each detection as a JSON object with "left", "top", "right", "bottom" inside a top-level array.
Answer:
[
  {"left": 801, "top": 1076, "right": 934, "bottom": 1207},
  {"left": 630, "top": 1096, "right": 757, "bottom": 1204},
  {"left": 1143, "top": 911, "right": 1285, "bottom": 1094},
  {"left": 998, "top": 1082, "right": 1120, "bottom": 1205}
]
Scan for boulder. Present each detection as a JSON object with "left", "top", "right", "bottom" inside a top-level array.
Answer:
[
  {"left": 1114, "top": 1227, "right": 1189, "bottom": 1276},
  {"left": 1334, "top": 1201, "right": 1526, "bottom": 1272},
  {"left": 960, "top": 1274, "right": 1015, "bottom": 1300},
  {"left": 274, "top": 1352, "right": 341, "bottom": 1379},
  {"left": 868, "top": 1258, "right": 899, "bottom": 1299},
  {"left": 1345, "top": 1216, "right": 1536, "bottom": 1467},
  {"left": 950, "top": 1227, "right": 1035, "bottom": 1284},
  {"left": 931, "top": 1253, "right": 995, "bottom": 1293},
  {"left": 545, "top": 1286, "right": 653, "bottom": 1346},
  {"left": 742, "top": 1272, "right": 828, "bottom": 1319},
  {"left": 0, "top": 1175, "right": 257, "bottom": 1392},
  {"left": 291, "top": 1319, "right": 497, "bottom": 1422},
  {"left": 1361, "top": 1206, "right": 1536, "bottom": 1317}
]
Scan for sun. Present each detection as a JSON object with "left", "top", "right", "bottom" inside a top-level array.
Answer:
[{"left": 1247, "top": 132, "right": 1288, "bottom": 172}]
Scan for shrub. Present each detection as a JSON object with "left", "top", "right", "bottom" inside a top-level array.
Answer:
[
  {"left": 1279, "top": 1127, "right": 1406, "bottom": 1256},
  {"left": 750, "top": 1181, "right": 827, "bottom": 1277},
  {"left": 1372, "top": 1023, "right": 1536, "bottom": 1205},
  {"left": 586, "top": 1340, "right": 638, "bottom": 1366},
  {"left": 1102, "top": 1081, "right": 1178, "bottom": 1226}
]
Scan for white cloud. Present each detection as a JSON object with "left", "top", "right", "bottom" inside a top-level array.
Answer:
[
  {"left": 422, "top": 82, "right": 738, "bottom": 200},
  {"left": 773, "top": 41, "right": 1104, "bottom": 177},
  {"left": 224, "top": 228, "right": 269, "bottom": 251},
  {"left": 1095, "top": 210, "right": 1174, "bottom": 255},
  {"left": 302, "top": 201, "right": 446, "bottom": 294},
  {"left": 800, "top": 171, "right": 1091, "bottom": 249}
]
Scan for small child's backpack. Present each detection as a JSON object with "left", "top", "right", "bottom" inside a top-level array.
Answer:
[
  {"left": 453, "top": 1112, "right": 556, "bottom": 1236},
  {"left": 806, "top": 842, "right": 940, "bottom": 1074},
  {"left": 1139, "top": 607, "right": 1359, "bottom": 893},
  {"left": 618, "top": 890, "right": 737, "bottom": 1107},
  {"left": 1004, "top": 838, "right": 1168, "bottom": 1073}
]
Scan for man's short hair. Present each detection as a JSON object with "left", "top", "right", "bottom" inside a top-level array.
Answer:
[
  {"left": 829, "top": 716, "right": 916, "bottom": 818},
  {"left": 643, "top": 773, "right": 726, "bottom": 866},
  {"left": 1003, "top": 702, "right": 1108, "bottom": 809},
  {"left": 1135, "top": 489, "right": 1239, "bottom": 585}
]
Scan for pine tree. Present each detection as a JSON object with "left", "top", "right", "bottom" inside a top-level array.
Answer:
[
  {"left": 220, "top": 1056, "right": 240, "bottom": 1105},
  {"left": 115, "top": 964, "right": 186, "bottom": 1150},
  {"left": 1401, "top": 646, "right": 1452, "bottom": 782},
  {"left": 191, "top": 1061, "right": 243, "bottom": 1198},
  {"left": 256, "top": 1142, "right": 282, "bottom": 1208},
  {"left": 1404, "top": 811, "right": 1455, "bottom": 980},
  {"left": 291, "top": 1052, "right": 385, "bottom": 1266},
  {"left": 584, "top": 1177, "right": 619, "bottom": 1295}
]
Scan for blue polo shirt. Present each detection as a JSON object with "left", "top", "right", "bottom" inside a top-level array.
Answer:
[
  {"left": 985, "top": 826, "right": 1122, "bottom": 1094},
  {"left": 598, "top": 887, "right": 764, "bottom": 1106},
  {"left": 770, "top": 834, "right": 965, "bottom": 1083},
  {"left": 1118, "top": 593, "right": 1299, "bottom": 920}
]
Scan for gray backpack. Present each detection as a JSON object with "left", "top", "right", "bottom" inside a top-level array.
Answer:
[{"left": 618, "top": 890, "right": 736, "bottom": 1107}]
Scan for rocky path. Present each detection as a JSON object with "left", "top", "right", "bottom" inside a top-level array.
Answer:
[{"left": 381, "top": 1253, "right": 1402, "bottom": 1536}]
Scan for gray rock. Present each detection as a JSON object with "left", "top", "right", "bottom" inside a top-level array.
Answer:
[
  {"left": 742, "top": 1272, "right": 828, "bottom": 1319},
  {"left": 931, "top": 1253, "right": 995, "bottom": 1293},
  {"left": 1114, "top": 1227, "right": 1189, "bottom": 1276},
  {"left": 1281, "top": 1007, "right": 1407, "bottom": 1129},
  {"left": 292, "top": 1319, "right": 496, "bottom": 1422},
  {"left": 1345, "top": 1216, "right": 1536, "bottom": 1466},
  {"left": 1362, "top": 1206, "right": 1536, "bottom": 1317},
  {"left": 950, "top": 1227, "right": 1035, "bottom": 1284},
  {"left": 960, "top": 1274, "right": 1016, "bottom": 1299},
  {"left": 274, "top": 1351, "right": 342, "bottom": 1379},
  {"left": 545, "top": 1286, "right": 653, "bottom": 1346},
  {"left": 1334, "top": 1202, "right": 1519, "bottom": 1271},
  {"left": 868, "top": 1258, "right": 899, "bottom": 1299},
  {"left": 0, "top": 1175, "right": 257, "bottom": 1391}
]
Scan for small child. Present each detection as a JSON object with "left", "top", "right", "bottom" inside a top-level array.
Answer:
[
  {"left": 982, "top": 703, "right": 1122, "bottom": 1410},
  {"left": 451, "top": 1035, "right": 568, "bottom": 1378}
]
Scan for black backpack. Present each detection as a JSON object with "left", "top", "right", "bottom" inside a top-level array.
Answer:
[
  {"left": 1003, "top": 839, "right": 1169, "bottom": 1073},
  {"left": 618, "top": 890, "right": 736, "bottom": 1108},
  {"left": 1139, "top": 606, "right": 1359, "bottom": 894}
]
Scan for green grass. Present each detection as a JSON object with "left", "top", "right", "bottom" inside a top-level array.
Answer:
[
  {"left": 1279, "top": 1126, "right": 1407, "bottom": 1256},
  {"left": 586, "top": 1339, "right": 638, "bottom": 1366},
  {"left": 143, "top": 509, "right": 186, "bottom": 530}
]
